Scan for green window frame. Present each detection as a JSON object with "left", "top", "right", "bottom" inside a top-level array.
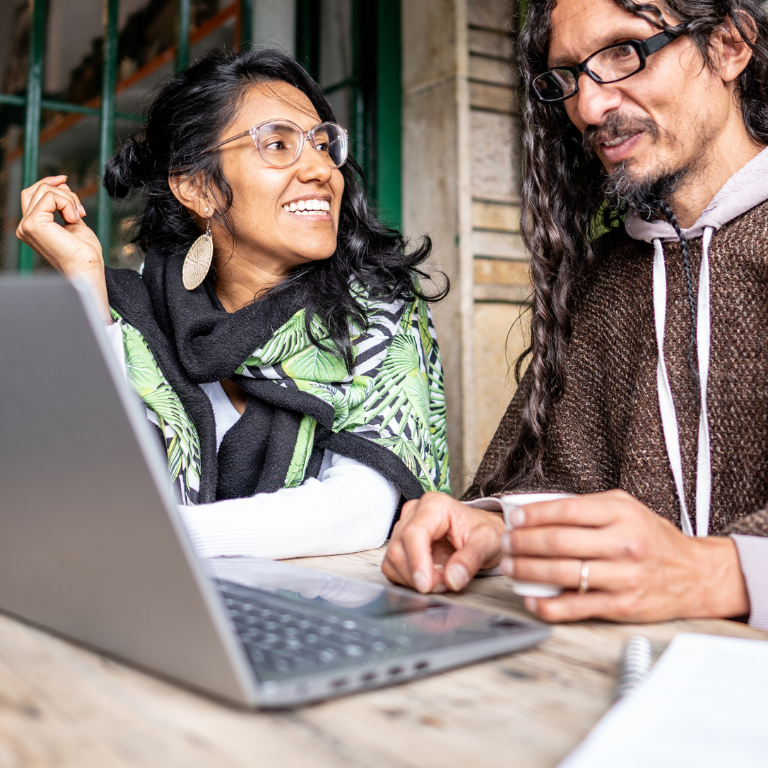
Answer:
[
  {"left": 297, "top": 0, "right": 402, "bottom": 229},
  {"left": 1, "top": 0, "right": 256, "bottom": 273},
  {"left": 2, "top": 0, "right": 401, "bottom": 274}
]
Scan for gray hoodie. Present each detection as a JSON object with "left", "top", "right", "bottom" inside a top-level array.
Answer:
[{"left": 625, "top": 145, "right": 768, "bottom": 242}]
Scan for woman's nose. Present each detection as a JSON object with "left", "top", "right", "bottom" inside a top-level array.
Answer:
[{"left": 295, "top": 140, "right": 334, "bottom": 183}]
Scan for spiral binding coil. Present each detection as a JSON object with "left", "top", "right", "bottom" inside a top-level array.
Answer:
[{"left": 615, "top": 636, "right": 653, "bottom": 701}]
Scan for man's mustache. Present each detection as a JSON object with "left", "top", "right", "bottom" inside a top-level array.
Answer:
[{"left": 582, "top": 113, "right": 660, "bottom": 156}]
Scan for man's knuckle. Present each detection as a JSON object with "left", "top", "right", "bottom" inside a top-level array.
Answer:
[
  {"left": 563, "top": 497, "right": 580, "bottom": 514},
  {"left": 554, "top": 560, "right": 573, "bottom": 582},
  {"left": 537, "top": 601, "right": 558, "bottom": 621},
  {"left": 382, "top": 560, "right": 401, "bottom": 582},
  {"left": 616, "top": 593, "right": 639, "bottom": 619},
  {"left": 549, "top": 528, "right": 571, "bottom": 551},
  {"left": 624, "top": 569, "right": 643, "bottom": 591},
  {"left": 617, "top": 537, "right": 647, "bottom": 560}
]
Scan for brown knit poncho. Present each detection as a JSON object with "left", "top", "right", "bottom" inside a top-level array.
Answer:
[{"left": 467, "top": 201, "right": 768, "bottom": 537}]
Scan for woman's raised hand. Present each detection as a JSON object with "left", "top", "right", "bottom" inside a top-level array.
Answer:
[{"left": 16, "top": 175, "right": 111, "bottom": 321}]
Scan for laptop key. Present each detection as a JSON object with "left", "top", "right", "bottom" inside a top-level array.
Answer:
[{"left": 217, "top": 581, "right": 418, "bottom": 676}]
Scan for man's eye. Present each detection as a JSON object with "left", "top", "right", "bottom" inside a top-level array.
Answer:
[{"left": 611, "top": 44, "right": 635, "bottom": 59}]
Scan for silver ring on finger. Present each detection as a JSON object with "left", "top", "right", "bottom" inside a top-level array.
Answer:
[{"left": 578, "top": 560, "right": 590, "bottom": 594}]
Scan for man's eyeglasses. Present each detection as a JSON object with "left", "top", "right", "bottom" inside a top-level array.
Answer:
[
  {"left": 205, "top": 118, "right": 348, "bottom": 169},
  {"left": 531, "top": 24, "right": 689, "bottom": 103}
]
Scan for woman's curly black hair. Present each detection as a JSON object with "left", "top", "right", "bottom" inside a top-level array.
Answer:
[
  {"left": 479, "top": 0, "right": 768, "bottom": 495},
  {"left": 104, "top": 48, "right": 446, "bottom": 370}
]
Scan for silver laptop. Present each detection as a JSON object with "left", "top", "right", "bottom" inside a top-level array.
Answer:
[{"left": 0, "top": 275, "right": 549, "bottom": 708}]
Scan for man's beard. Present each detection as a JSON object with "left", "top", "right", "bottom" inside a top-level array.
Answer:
[
  {"left": 604, "top": 163, "right": 692, "bottom": 220},
  {"left": 582, "top": 113, "right": 695, "bottom": 220}
]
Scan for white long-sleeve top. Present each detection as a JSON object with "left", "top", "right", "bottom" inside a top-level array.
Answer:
[{"left": 104, "top": 323, "right": 399, "bottom": 560}]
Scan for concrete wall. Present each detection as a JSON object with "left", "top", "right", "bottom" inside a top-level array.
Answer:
[{"left": 402, "top": 0, "right": 529, "bottom": 494}]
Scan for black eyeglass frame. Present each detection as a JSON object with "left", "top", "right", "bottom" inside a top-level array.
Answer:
[{"left": 531, "top": 23, "right": 690, "bottom": 103}]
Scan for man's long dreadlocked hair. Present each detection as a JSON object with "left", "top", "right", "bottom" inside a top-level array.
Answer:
[{"left": 479, "top": 0, "right": 768, "bottom": 495}]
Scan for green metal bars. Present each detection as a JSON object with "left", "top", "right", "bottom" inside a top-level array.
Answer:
[
  {"left": 176, "top": 0, "right": 192, "bottom": 71},
  {"left": 375, "top": 0, "right": 402, "bottom": 230},
  {"left": 96, "top": 0, "right": 120, "bottom": 260},
  {"left": 295, "top": 0, "right": 321, "bottom": 81},
  {"left": 9, "top": 0, "right": 398, "bottom": 273},
  {"left": 10, "top": 0, "right": 226, "bottom": 273},
  {"left": 239, "top": 0, "right": 254, "bottom": 50},
  {"left": 18, "top": 0, "right": 48, "bottom": 273},
  {"left": 303, "top": 0, "right": 403, "bottom": 229},
  {"left": 13, "top": 0, "right": 129, "bottom": 270}
]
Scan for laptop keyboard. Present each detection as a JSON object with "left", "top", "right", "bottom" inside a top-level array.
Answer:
[{"left": 217, "top": 580, "right": 414, "bottom": 676}]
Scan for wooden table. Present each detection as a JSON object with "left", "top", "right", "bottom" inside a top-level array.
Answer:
[{"left": 0, "top": 547, "right": 765, "bottom": 768}]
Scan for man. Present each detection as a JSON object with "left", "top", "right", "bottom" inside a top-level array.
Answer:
[{"left": 382, "top": 0, "right": 768, "bottom": 629}]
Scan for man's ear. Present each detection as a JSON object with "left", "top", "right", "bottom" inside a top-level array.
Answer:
[
  {"left": 714, "top": 12, "right": 757, "bottom": 83},
  {"left": 168, "top": 173, "right": 213, "bottom": 219}
]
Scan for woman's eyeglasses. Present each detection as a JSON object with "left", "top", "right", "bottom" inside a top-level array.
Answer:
[
  {"left": 531, "top": 24, "right": 689, "bottom": 103},
  {"left": 205, "top": 118, "right": 348, "bottom": 169}
]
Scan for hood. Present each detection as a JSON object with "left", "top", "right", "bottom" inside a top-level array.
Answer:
[{"left": 625, "top": 145, "right": 768, "bottom": 244}]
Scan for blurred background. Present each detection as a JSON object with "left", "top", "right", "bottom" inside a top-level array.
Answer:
[{"left": 0, "top": 0, "right": 528, "bottom": 493}]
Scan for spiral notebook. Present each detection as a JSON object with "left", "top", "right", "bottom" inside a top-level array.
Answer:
[{"left": 559, "top": 632, "right": 768, "bottom": 768}]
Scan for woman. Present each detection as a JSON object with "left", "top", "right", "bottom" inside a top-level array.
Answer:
[{"left": 16, "top": 49, "right": 449, "bottom": 560}]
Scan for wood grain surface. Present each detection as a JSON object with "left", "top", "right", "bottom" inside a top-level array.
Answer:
[{"left": 0, "top": 547, "right": 764, "bottom": 768}]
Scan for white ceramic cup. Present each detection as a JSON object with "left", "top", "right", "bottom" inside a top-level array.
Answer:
[{"left": 499, "top": 493, "right": 572, "bottom": 598}]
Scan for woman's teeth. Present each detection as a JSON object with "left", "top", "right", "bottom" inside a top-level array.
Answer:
[{"left": 282, "top": 199, "right": 331, "bottom": 214}]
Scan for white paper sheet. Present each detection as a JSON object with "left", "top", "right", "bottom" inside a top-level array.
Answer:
[{"left": 559, "top": 633, "right": 768, "bottom": 768}]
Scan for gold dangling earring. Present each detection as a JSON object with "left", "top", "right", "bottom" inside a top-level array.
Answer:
[{"left": 182, "top": 212, "right": 214, "bottom": 291}]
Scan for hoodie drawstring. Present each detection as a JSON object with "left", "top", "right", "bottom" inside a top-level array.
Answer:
[{"left": 652, "top": 226, "right": 714, "bottom": 537}]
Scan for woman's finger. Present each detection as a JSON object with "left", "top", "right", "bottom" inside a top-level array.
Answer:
[
  {"left": 24, "top": 184, "right": 82, "bottom": 225},
  {"left": 23, "top": 179, "right": 86, "bottom": 223},
  {"left": 23, "top": 185, "right": 80, "bottom": 227},
  {"left": 57, "top": 183, "right": 87, "bottom": 216},
  {"left": 20, "top": 175, "right": 69, "bottom": 213}
]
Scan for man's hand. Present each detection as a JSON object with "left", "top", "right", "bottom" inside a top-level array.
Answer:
[
  {"left": 382, "top": 492, "right": 506, "bottom": 593},
  {"left": 500, "top": 490, "right": 750, "bottom": 623}
]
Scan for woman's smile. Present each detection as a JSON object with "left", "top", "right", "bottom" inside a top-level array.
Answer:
[{"left": 281, "top": 196, "right": 332, "bottom": 217}]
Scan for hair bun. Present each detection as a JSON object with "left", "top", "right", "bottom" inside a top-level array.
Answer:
[{"left": 103, "top": 138, "right": 151, "bottom": 199}]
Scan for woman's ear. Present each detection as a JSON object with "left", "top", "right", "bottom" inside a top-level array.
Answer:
[
  {"left": 714, "top": 12, "right": 757, "bottom": 83},
  {"left": 168, "top": 173, "right": 213, "bottom": 219}
]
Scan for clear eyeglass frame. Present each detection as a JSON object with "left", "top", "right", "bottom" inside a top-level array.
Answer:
[
  {"left": 204, "top": 118, "right": 349, "bottom": 169},
  {"left": 531, "top": 23, "right": 689, "bottom": 103}
]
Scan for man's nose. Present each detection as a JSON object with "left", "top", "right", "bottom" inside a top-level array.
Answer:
[{"left": 571, "top": 73, "right": 623, "bottom": 129}]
